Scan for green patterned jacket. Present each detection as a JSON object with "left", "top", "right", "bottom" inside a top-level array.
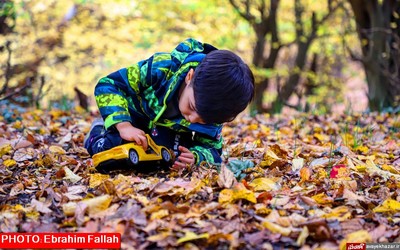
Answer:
[{"left": 94, "top": 38, "right": 223, "bottom": 165}]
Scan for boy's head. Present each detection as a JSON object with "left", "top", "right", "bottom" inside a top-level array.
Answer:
[{"left": 185, "top": 50, "right": 254, "bottom": 124}]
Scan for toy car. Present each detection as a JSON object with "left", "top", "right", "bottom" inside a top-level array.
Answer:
[{"left": 92, "top": 134, "right": 172, "bottom": 172}]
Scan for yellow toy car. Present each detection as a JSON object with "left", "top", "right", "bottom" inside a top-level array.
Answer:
[{"left": 92, "top": 134, "right": 172, "bottom": 172}]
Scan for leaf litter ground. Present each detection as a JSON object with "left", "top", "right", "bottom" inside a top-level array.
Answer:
[{"left": 0, "top": 109, "right": 399, "bottom": 249}]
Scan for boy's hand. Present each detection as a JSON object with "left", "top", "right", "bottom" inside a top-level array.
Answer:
[
  {"left": 172, "top": 146, "right": 195, "bottom": 170},
  {"left": 115, "top": 122, "right": 148, "bottom": 150}
]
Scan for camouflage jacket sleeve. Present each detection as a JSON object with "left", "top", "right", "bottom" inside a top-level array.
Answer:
[
  {"left": 94, "top": 61, "right": 152, "bottom": 129},
  {"left": 190, "top": 131, "right": 223, "bottom": 165}
]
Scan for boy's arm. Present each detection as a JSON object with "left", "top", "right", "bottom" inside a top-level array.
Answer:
[
  {"left": 94, "top": 64, "right": 153, "bottom": 148},
  {"left": 94, "top": 63, "right": 150, "bottom": 129},
  {"left": 190, "top": 133, "right": 223, "bottom": 165}
]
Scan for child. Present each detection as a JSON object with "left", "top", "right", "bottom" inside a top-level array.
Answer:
[{"left": 85, "top": 38, "right": 254, "bottom": 169}]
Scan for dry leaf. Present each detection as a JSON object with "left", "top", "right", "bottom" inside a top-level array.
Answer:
[
  {"left": 262, "top": 220, "right": 291, "bottom": 236},
  {"left": 31, "top": 199, "right": 52, "bottom": 214},
  {"left": 89, "top": 173, "right": 111, "bottom": 188},
  {"left": 373, "top": 199, "right": 400, "bottom": 213},
  {"left": 249, "top": 177, "right": 280, "bottom": 192},
  {"left": 49, "top": 145, "right": 67, "bottom": 154},
  {"left": 339, "top": 230, "right": 372, "bottom": 250},
  {"left": 217, "top": 164, "right": 237, "bottom": 189},
  {"left": 176, "top": 231, "right": 209, "bottom": 244},
  {"left": 292, "top": 158, "right": 304, "bottom": 172},
  {"left": 63, "top": 166, "right": 82, "bottom": 184},
  {"left": 219, "top": 183, "right": 257, "bottom": 204},
  {"left": 62, "top": 195, "right": 113, "bottom": 216}
]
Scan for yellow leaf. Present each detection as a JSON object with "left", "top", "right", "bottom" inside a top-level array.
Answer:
[
  {"left": 62, "top": 194, "right": 113, "bottom": 216},
  {"left": 150, "top": 209, "right": 169, "bottom": 220},
  {"left": 262, "top": 220, "right": 291, "bottom": 236},
  {"left": 218, "top": 183, "right": 256, "bottom": 205},
  {"left": 366, "top": 159, "right": 400, "bottom": 181},
  {"left": 382, "top": 164, "right": 399, "bottom": 174},
  {"left": 254, "top": 204, "right": 271, "bottom": 215},
  {"left": 296, "top": 226, "right": 309, "bottom": 246},
  {"left": 312, "top": 193, "right": 333, "bottom": 205},
  {"left": 260, "top": 124, "right": 270, "bottom": 135},
  {"left": 49, "top": 145, "right": 66, "bottom": 155},
  {"left": 176, "top": 231, "right": 209, "bottom": 244},
  {"left": 300, "top": 167, "right": 312, "bottom": 182},
  {"left": 3, "top": 159, "right": 17, "bottom": 167},
  {"left": 49, "top": 110, "right": 65, "bottom": 120},
  {"left": 316, "top": 168, "right": 328, "bottom": 179},
  {"left": 13, "top": 120, "right": 23, "bottom": 129},
  {"left": 355, "top": 145, "right": 369, "bottom": 154},
  {"left": 147, "top": 232, "right": 172, "bottom": 242},
  {"left": 263, "top": 148, "right": 281, "bottom": 166},
  {"left": 247, "top": 124, "right": 258, "bottom": 130},
  {"left": 341, "top": 133, "right": 353, "bottom": 146},
  {"left": 249, "top": 177, "right": 280, "bottom": 191},
  {"left": 89, "top": 173, "right": 110, "bottom": 188},
  {"left": 321, "top": 206, "right": 351, "bottom": 221},
  {"left": 0, "top": 144, "right": 12, "bottom": 157},
  {"left": 373, "top": 199, "right": 400, "bottom": 213},
  {"left": 63, "top": 167, "right": 82, "bottom": 184},
  {"left": 313, "top": 133, "right": 328, "bottom": 143},
  {"left": 339, "top": 230, "right": 371, "bottom": 250},
  {"left": 355, "top": 165, "right": 366, "bottom": 172}
]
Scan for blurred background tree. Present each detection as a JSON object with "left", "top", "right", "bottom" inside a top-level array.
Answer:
[
  {"left": 347, "top": 0, "right": 400, "bottom": 111},
  {"left": 0, "top": 0, "right": 397, "bottom": 114}
]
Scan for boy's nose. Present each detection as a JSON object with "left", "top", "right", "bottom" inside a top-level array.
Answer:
[{"left": 189, "top": 113, "right": 205, "bottom": 124}]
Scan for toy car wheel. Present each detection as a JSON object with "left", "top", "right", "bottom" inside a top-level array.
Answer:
[
  {"left": 129, "top": 149, "right": 139, "bottom": 165},
  {"left": 161, "top": 148, "right": 171, "bottom": 162}
]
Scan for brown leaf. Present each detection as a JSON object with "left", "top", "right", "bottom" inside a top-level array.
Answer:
[
  {"left": 31, "top": 199, "right": 53, "bottom": 214},
  {"left": 217, "top": 164, "right": 237, "bottom": 189}
]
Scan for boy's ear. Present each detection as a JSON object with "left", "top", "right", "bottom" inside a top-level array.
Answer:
[{"left": 185, "top": 68, "right": 194, "bottom": 85}]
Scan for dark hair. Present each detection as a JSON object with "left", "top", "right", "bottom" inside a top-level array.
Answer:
[{"left": 192, "top": 50, "right": 254, "bottom": 124}]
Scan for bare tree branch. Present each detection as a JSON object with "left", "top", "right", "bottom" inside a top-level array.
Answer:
[
  {"left": 0, "top": 41, "right": 12, "bottom": 95},
  {"left": 0, "top": 77, "right": 32, "bottom": 101}
]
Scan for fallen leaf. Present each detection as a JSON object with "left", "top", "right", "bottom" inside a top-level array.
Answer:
[
  {"left": 312, "top": 193, "right": 333, "bottom": 205},
  {"left": 63, "top": 166, "right": 82, "bottom": 184},
  {"left": 219, "top": 183, "right": 257, "bottom": 204},
  {"left": 249, "top": 177, "right": 280, "bottom": 192},
  {"left": 217, "top": 164, "right": 237, "bottom": 189},
  {"left": 373, "top": 199, "right": 400, "bottom": 214},
  {"left": 292, "top": 158, "right": 304, "bottom": 172},
  {"left": 176, "top": 231, "right": 209, "bottom": 244},
  {"left": 339, "top": 230, "right": 372, "bottom": 250},
  {"left": 321, "top": 206, "right": 351, "bottom": 221},
  {"left": 62, "top": 194, "right": 113, "bottom": 216},
  {"left": 330, "top": 164, "right": 349, "bottom": 178},
  {"left": 296, "top": 226, "right": 309, "bottom": 246},
  {"left": 89, "top": 173, "right": 111, "bottom": 188},
  {"left": 49, "top": 145, "right": 66, "bottom": 155},
  {"left": 262, "top": 219, "right": 291, "bottom": 236},
  {"left": 3, "top": 159, "right": 17, "bottom": 167},
  {"left": 300, "top": 167, "right": 312, "bottom": 182},
  {"left": 31, "top": 199, "right": 52, "bottom": 214}
]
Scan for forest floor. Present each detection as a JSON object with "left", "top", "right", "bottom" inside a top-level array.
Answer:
[{"left": 0, "top": 107, "right": 399, "bottom": 249}]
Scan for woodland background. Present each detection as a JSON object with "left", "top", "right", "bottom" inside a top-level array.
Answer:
[
  {"left": 1, "top": 0, "right": 399, "bottom": 113},
  {"left": 0, "top": 0, "right": 400, "bottom": 249}
]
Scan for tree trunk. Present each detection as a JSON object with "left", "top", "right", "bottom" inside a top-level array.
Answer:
[
  {"left": 271, "top": 41, "right": 310, "bottom": 113},
  {"left": 348, "top": 0, "right": 400, "bottom": 111}
]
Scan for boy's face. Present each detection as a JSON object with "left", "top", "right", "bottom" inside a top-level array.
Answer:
[{"left": 179, "top": 69, "right": 205, "bottom": 124}]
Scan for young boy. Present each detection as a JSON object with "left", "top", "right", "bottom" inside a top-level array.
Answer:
[{"left": 85, "top": 38, "right": 254, "bottom": 169}]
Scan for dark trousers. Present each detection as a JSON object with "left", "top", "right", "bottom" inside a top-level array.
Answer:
[{"left": 85, "top": 125, "right": 194, "bottom": 157}]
